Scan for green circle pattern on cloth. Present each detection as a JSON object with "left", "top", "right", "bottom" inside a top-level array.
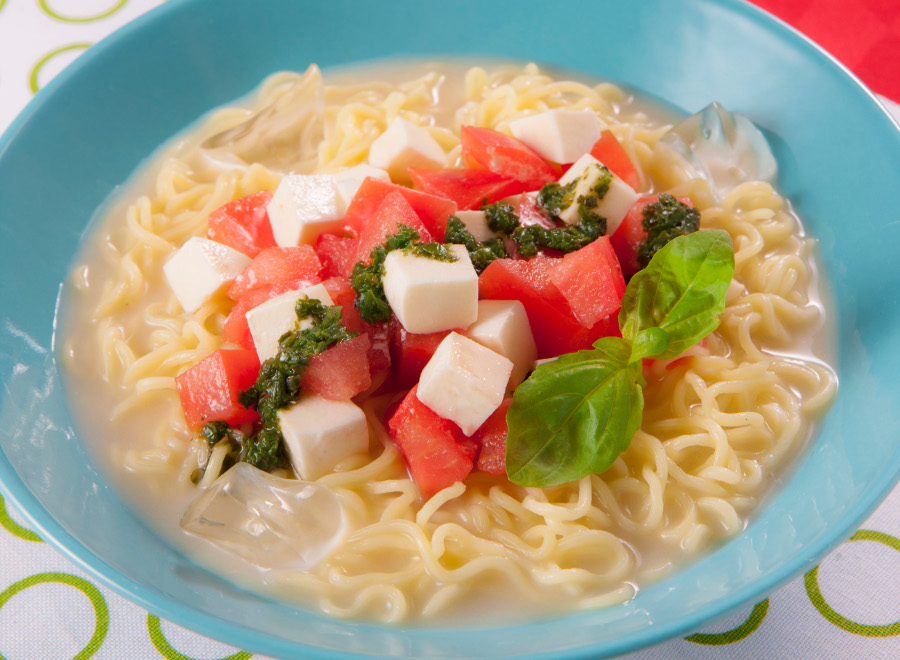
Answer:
[
  {"left": 806, "top": 529, "right": 900, "bottom": 637},
  {"left": 0, "top": 495, "right": 42, "bottom": 543},
  {"left": 147, "top": 614, "right": 253, "bottom": 660},
  {"left": 684, "top": 599, "right": 769, "bottom": 645},
  {"left": 0, "top": 572, "right": 109, "bottom": 660},
  {"left": 29, "top": 43, "right": 92, "bottom": 93},
  {"left": 38, "top": 0, "right": 128, "bottom": 23}
]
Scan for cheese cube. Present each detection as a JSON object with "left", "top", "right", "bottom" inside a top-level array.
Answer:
[
  {"left": 556, "top": 153, "right": 639, "bottom": 233},
  {"left": 245, "top": 283, "right": 334, "bottom": 361},
  {"left": 465, "top": 300, "right": 537, "bottom": 389},
  {"left": 368, "top": 117, "right": 446, "bottom": 184},
  {"left": 267, "top": 174, "right": 342, "bottom": 246},
  {"left": 163, "top": 237, "right": 251, "bottom": 313},
  {"left": 334, "top": 164, "right": 390, "bottom": 214},
  {"left": 278, "top": 392, "right": 369, "bottom": 481},
  {"left": 417, "top": 332, "right": 513, "bottom": 436},
  {"left": 382, "top": 244, "right": 478, "bottom": 334},
  {"left": 508, "top": 109, "right": 605, "bottom": 164},
  {"left": 455, "top": 210, "right": 496, "bottom": 242}
]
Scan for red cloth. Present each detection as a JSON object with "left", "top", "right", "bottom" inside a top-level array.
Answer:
[{"left": 750, "top": 0, "right": 900, "bottom": 100}]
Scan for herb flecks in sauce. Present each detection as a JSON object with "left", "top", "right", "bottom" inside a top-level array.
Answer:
[
  {"left": 444, "top": 215, "right": 509, "bottom": 275},
  {"left": 513, "top": 214, "right": 605, "bottom": 256},
  {"left": 636, "top": 193, "right": 701, "bottom": 268}
]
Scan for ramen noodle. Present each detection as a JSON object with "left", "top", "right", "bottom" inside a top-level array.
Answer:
[{"left": 60, "top": 62, "right": 837, "bottom": 623}]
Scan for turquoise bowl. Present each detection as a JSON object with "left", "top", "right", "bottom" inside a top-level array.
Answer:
[{"left": 1, "top": 0, "right": 899, "bottom": 657}]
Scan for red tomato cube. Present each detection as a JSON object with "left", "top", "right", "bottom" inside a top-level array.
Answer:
[
  {"left": 479, "top": 256, "right": 619, "bottom": 358},
  {"left": 460, "top": 126, "right": 558, "bottom": 190},
  {"left": 365, "top": 321, "right": 392, "bottom": 379},
  {"left": 589, "top": 131, "right": 641, "bottom": 191},
  {"left": 474, "top": 398, "right": 511, "bottom": 475},
  {"left": 175, "top": 349, "right": 261, "bottom": 430},
  {"left": 342, "top": 177, "right": 457, "bottom": 240},
  {"left": 321, "top": 276, "right": 364, "bottom": 332},
  {"left": 387, "top": 385, "right": 474, "bottom": 496},
  {"left": 223, "top": 281, "right": 309, "bottom": 350},
  {"left": 321, "top": 276, "right": 392, "bottom": 378},
  {"left": 320, "top": 275, "right": 355, "bottom": 311},
  {"left": 315, "top": 233, "right": 359, "bottom": 279},
  {"left": 302, "top": 334, "right": 372, "bottom": 400},
  {"left": 610, "top": 195, "right": 694, "bottom": 279},
  {"left": 515, "top": 193, "right": 555, "bottom": 230},
  {"left": 355, "top": 190, "right": 433, "bottom": 263},
  {"left": 548, "top": 237, "right": 626, "bottom": 328},
  {"left": 408, "top": 167, "right": 527, "bottom": 212},
  {"left": 227, "top": 246, "right": 323, "bottom": 301},
  {"left": 389, "top": 318, "right": 455, "bottom": 387},
  {"left": 206, "top": 191, "right": 276, "bottom": 257}
]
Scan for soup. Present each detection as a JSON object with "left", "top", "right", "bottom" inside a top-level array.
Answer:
[{"left": 59, "top": 62, "right": 836, "bottom": 623}]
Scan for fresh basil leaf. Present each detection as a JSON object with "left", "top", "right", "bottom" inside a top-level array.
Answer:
[
  {"left": 628, "top": 327, "right": 669, "bottom": 362},
  {"left": 620, "top": 229, "right": 734, "bottom": 360},
  {"left": 506, "top": 337, "right": 644, "bottom": 487}
]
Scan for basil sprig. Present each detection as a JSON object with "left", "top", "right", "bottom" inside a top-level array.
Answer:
[{"left": 505, "top": 229, "right": 735, "bottom": 487}]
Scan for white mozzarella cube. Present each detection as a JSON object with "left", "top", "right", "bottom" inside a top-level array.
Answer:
[
  {"left": 334, "top": 164, "right": 390, "bottom": 214},
  {"left": 455, "top": 210, "right": 496, "bottom": 242},
  {"left": 456, "top": 209, "right": 517, "bottom": 255},
  {"left": 163, "top": 237, "right": 251, "bottom": 313},
  {"left": 278, "top": 392, "right": 370, "bottom": 481},
  {"left": 465, "top": 300, "right": 537, "bottom": 389},
  {"left": 367, "top": 117, "right": 446, "bottom": 184},
  {"left": 556, "top": 153, "right": 639, "bottom": 233},
  {"left": 508, "top": 109, "right": 605, "bottom": 164},
  {"left": 245, "top": 283, "right": 334, "bottom": 362},
  {"left": 382, "top": 244, "right": 478, "bottom": 334},
  {"left": 417, "top": 332, "right": 513, "bottom": 436},
  {"left": 558, "top": 152, "right": 601, "bottom": 185},
  {"left": 267, "top": 174, "right": 342, "bottom": 246}
]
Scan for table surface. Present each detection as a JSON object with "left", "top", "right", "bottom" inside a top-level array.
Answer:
[{"left": 1, "top": 1, "right": 899, "bottom": 659}]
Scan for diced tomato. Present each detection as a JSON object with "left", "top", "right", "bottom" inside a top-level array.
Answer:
[
  {"left": 408, "top": 167, "right": 527, "bottom": 212},
  {"left": 315, "top": 233, "right": 359, "bottom": 279},
  {"left": 366, "top": 320, "right": 392, "bottom": 378},
  {"left": 479, "top": 256, "right": 619, "bottom": 358},
  {"left": 302, "top": 334, "right": 372, "bottom": 400},
  {"left": 610, "top": 197, "right": 651, "bottom": 279},
  {"left": 227, "top": 246, "right": 323, "bottom": 300},
  {"left": 175, "top": 349, "right": 260, "bottom": 430},
  {"left": 321, "top": 276, "right": 391, "bottom": 379},
  {"left": 458, "top": 436, "right": 480, "bottom": 463},
  {"left": 387, "top": 385, "right": 474, "bottom": 496},
  {"left": 355, "top": 190, "right": 433, "bottom": 263},
  {"left": 548, "top": 236, "right": 626, "bottom": 328},
  {"left": 610, "top": 195, "right": 694, "bottom": 279},
  {"left": 460, "top": 126, "right": 557, "bottom": 190},
  {"left": 589, "top": 130, "right": 641, "bottom": 191},
  {"left": 223, "top": 280, "right": 312, "bottom": 350},
  {"left": 206, "top": 191, "right": 276, "bottom": 257},
  {"left": 389, "top": 318, "right": 455, "bottom": 387},
  {"left": 321, "top": 275, "right": 364, "bottom": 332},
  {"left": 320, "top": 275, "right": 356, "bottom": 309},
  {"left": 515, "top": 193, "right": 555, "bottom": 229},
  {"left": 342, "top": 177, "right": 458, "bottom": 239},
  {"left": 474, "top": 398, "right": 511, "bottom": 475}
]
